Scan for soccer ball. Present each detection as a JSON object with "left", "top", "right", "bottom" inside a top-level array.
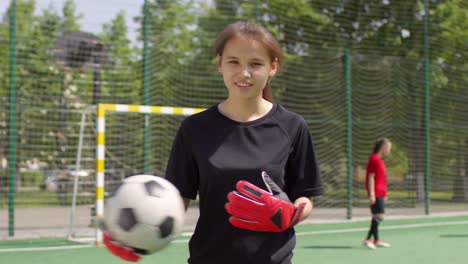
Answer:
[{"left": 103, "top": 174, "right": 185, "bottom": 254}]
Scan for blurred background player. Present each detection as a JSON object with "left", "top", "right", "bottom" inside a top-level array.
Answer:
[{"left": 363, "top": 137, "right": 392, "bottom": 249}]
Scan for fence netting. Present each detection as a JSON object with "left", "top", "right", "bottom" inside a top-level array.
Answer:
[{"left": 0, "top": 0, "right": 467, "bottom": 239}]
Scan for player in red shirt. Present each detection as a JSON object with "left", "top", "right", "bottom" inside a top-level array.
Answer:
[{"left": 363, "top": 138, "right": 392, "bottom": 249}]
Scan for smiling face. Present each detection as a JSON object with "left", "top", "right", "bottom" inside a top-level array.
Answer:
[{"left": 217, "top": 35, "right": 278, "bottom": 102}]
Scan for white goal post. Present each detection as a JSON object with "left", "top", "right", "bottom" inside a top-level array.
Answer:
[{"left": 71, "top": 104, "right": 204, "bottom": 245}]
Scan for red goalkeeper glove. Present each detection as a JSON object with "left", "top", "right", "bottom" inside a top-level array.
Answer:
[
  {"left": 225, "top": 171, "right": 306, "bottom": 232},
  {"left": 103, "top": 232, "right": 141, "bottom": 262},
  {"left": 97, "top": 218, "right": 141, "bottom": 262}
]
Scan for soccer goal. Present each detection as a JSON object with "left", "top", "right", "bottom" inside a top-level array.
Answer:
[{"left": 68, "top": 104, "right": 203, "bottom": 245}]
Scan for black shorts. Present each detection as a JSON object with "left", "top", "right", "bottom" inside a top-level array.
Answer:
[{"left": 370, "top": 197, "right": 385, "bottom": 214}]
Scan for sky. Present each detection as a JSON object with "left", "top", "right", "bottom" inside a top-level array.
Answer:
[{"left": 0, "top": 0, "right": 143, "bottom": 45}]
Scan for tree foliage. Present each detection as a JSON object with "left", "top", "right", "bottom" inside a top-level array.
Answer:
[{"left": 0, "top": 0, "right": 466, "bottom": 200}]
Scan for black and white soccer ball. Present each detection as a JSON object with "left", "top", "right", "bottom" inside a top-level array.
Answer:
[{"left": 104, "top": 175, "right": 185, "bottom": 254}]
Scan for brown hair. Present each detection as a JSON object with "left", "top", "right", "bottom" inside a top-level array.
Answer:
[
  {"left": 214, "top": 21, "right": 284, "bottom": 102},
  {"left": 373, "top": 138, "right": 391, "bottom": 154}
]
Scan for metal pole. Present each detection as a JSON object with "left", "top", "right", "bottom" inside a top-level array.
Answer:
[
  {"left": 255, "top": 0, "right": 259, "bottom": 22},
  {"left": 345, "top": 49, "right": 353, "bottom": 220},
  {"left": 8, "top": 0, "right": 18, "bottom": 238},
  {"left": 423, "top": 0, "right": 431, "bottom": 215},
  {"left": 68, "top": 109, "right": 87, "bottom": 239},
  {"left": 142, "top": 0, "right": 151, "bottom": 173}
]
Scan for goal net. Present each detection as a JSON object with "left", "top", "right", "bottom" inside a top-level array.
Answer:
[{"left": 68, "top": 104, "right": 203, "bottom": 244}]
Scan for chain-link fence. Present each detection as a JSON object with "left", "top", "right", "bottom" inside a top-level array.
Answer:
[{"left": 1, "top": 0, "right": 467, "bottom": 239}]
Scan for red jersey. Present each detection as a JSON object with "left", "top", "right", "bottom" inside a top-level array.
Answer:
[{"left": 365, "top": 153, "right": 387, "bottom": 197}]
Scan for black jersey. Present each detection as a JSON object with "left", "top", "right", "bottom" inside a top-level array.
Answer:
[{"left": 165, "top": 103, "right": 323, "bottom": 264}]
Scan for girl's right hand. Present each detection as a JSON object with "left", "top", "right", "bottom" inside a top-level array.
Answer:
[{"left": 103, "top": 232, "right": 141, "bottom": 262}]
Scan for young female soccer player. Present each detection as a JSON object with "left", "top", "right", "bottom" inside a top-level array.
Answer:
[
  {"left": 363, "top": 138, "right": 392, "bottom": 250},
  {"left": 104, "top": 21, "right": 324, "bottom": 263}
]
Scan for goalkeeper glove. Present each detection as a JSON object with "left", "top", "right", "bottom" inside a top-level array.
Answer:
[
  {"left": 103, "top": 232, "right": 141, "bottom": 262},
  {"left": 97, "top": 218, "right": 141, "bottom": 262},
  {"left": 225, "top": 171, "right": 306, "bottom": 232}
]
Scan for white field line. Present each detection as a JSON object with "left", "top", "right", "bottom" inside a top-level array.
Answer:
[
  {"left": 0, "top": 244, "right": 92, "bottom": 253},
  {"left": 296, "top": 220, "right": 468, "bottom": 236},
  {"left": 173, "top": 219, "right": 468, "bottom": 243},
  {"left": 1, "top": 220, "right": 467, "bottom": 252}
]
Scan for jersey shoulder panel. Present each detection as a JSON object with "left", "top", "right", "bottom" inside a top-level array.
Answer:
[
  {"left": 272, "top": 104, "right": 308, "bottom": 125},
  {"left": 180, "top": 105, "right": 219, "bottom": 128},
  {"left": 271, "top": 104, "right": 311, "bottom": 141}
]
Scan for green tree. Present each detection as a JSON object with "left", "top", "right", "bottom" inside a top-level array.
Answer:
[
  {"left": 134, "top": 0, "right": 199, "bottom": 106},
  {"left": 100, "top": 10, "right": 140, "bottom": 103},
  {"left": 60, "top": 0, "right": 81, "bottom": 34},
  {"left": 430, "top": 0, "right": 468, "bottom": 200},
  {"left": 1, "top": 0, "right": 44, "bottom": 171},
  {"left": 0, "top": 0, "right": 85, "bottom": 171},
  {"left": 100, "top": 11, "right": 144, "bottom": 171}
]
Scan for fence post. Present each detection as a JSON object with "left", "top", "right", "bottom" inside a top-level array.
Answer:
[
  {"left": 8, "top": 0, "right": 18, "bottom": 237},
  {"left": 345, "top": 49, "right": 353, "bottom": 220},
  {"left": 423, "top": 0, "right": 431, "bottom": 215},
  {"left": 142, "top": 0, "right": 151, "bottom": 173},
  {"left": 255, "top": 0, "right": 259, "bottom": 22}
]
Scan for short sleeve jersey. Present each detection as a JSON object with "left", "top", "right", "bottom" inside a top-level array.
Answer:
[
  {"left": 165, "top": 103, "right": 323, "bottom": 264},
  {"left": 365, "top": 153, "right": 387, "bottom": 197}
]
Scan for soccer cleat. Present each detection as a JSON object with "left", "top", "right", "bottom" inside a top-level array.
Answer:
[
  {"left": 374, "top": 240, "right": 391, "bottom": 248},
  {"left": 363, "top": 239, "right": 376, "bottom": 250}
]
